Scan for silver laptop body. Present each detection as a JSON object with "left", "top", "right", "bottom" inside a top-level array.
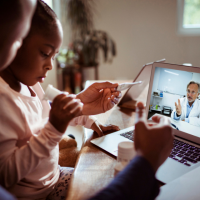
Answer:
[{"left": 91, "top": 61, "right": 200, "bottom": 184}]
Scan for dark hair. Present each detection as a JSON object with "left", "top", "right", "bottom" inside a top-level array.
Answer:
[{"left": 29, "top": 0, "right": 58, "bottom": 35}]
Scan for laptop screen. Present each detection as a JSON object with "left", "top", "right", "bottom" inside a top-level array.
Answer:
[{"left": 147, "top": 64, "right": 200, "bottom": 142}]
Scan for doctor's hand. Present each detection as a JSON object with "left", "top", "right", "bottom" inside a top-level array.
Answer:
[
  {"left": 175, "top": 99, "right": 182, "bottom": 115},
  {"left": 76, "top": 81, "right": 122, "bottom": 115},
  {"left": 134, "top": 102, "right": 173, "bottom": 173}
]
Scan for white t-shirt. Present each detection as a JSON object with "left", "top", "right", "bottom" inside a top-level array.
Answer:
[{"left": 0, "top": 77, "right": 96, "bottom": 200}]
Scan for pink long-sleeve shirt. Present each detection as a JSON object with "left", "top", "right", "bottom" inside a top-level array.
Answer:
[{"left": 0, "top": 77, "right": 96, "bottom": 200}]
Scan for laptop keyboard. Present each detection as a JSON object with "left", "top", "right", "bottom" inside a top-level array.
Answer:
[
  {"left": 120, "top": 130, "right": 200, "bottom": 167},
  {"left": 120, "top": 131, "right": 134, "bottom": 141}
]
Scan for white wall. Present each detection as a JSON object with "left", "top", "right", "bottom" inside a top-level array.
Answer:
[
  {"left": 44, "top": 0, "right": 200, "bottom": 90},
  {"left": 92, "top": 0, "right": 200, "bottom": 80}
]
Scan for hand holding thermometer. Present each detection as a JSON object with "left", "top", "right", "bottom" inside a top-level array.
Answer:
[{"left": 117, "top": 81, "right": 142, "bottom": 91}]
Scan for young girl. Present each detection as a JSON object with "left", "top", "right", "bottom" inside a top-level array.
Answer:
[{"left": 0, "top": 1, "right": 119, "bottom": 199}]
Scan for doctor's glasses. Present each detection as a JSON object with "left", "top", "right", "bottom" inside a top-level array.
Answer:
[{"left": 186, "top": 89, "right": 199, "bottom": 95}]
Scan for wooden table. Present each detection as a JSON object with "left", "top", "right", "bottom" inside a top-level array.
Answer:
[{"left": 67, "top": 80, "right": 137, "bottom": 200}]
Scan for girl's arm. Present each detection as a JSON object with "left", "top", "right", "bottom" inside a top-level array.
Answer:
[{"left": 0, "top": 95, "right": 63, "bottom": 188}]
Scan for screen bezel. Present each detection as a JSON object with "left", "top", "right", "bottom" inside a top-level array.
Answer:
[{"left": 146, "top": 62, "right": 200, "bottom": 144}]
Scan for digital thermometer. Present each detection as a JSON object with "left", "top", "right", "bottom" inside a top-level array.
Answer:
[{"left": 117, "top": 81, "right": 142, "bottom": 91}]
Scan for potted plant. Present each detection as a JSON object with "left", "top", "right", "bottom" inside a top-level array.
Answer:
[
  {"left": 56, "top": 0, "right": 117, "bottom": 93},
  {"left": 66, "top": 0, "right": 116, "bottom": 67}
]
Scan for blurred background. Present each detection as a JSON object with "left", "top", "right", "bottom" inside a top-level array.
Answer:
[{"left": 40, "top": 0, "right": 200, "bottom": 94}]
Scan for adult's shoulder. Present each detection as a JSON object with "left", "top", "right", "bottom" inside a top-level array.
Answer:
[{"left": 195, "top": 98, "right": 200, "bottom": 106}]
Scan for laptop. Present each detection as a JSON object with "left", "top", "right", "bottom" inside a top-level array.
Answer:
[{"left": 91, "top": 61, "right": 200, "bottom": 184}]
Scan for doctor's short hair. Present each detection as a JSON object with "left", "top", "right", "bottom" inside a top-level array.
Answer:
[{"left": 187, "top": 81, "right": 200, "bottom": 93}]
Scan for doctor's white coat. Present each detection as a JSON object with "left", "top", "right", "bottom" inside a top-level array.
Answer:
[{"left": 171, "top": 97, "right": 200, "bottom": 127}]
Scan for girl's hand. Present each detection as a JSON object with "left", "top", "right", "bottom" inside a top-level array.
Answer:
[
  {"left": 76, "top": 82, "right": 122, "bottom": 115},
  {"left": 49, "top": 93, "right": 83, "bottom": 133},
  {"left": 91, "top": 121, "right": 120, "bottom": 137}
]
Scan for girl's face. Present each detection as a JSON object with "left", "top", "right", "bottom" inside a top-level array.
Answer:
[{"left": 9, "top": 19, "right": 63, "bottom": 86}]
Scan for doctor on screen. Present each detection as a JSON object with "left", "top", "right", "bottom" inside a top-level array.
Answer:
[{"left": 171, "top": 81, "right": 200, "bottom": 126}]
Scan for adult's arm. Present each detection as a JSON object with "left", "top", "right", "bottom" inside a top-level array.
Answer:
[
  {"left": 0, "top": 186, "right": 16, "bottom": 200},
  {"left": 171, "top": 110, "right": 181, "bottom": 120},
  {"left": 88, "top": 156, "right": 159, "bottom": 200},
  {"left": 89, "top": 102, "right": 173, "bottom": 200}
]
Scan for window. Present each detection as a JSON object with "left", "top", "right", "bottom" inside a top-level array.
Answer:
[{"left": 177, "top": 0, "right": 200, "bottom": 35}]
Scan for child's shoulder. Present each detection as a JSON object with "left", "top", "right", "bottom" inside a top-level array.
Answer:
[{"left": 0, "top": 77, "right": 22, "bottom": 107}]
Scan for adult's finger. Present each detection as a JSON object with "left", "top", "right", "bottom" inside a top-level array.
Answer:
[
  {"left": 137, "top": 101, "right": 145, "bottom": 109},
  {"left": 178, "top": 99, "right": 181, "bottom": 106},
  {"left": 147, "top": 122, "right": 157, "bottom": 127},
  {"left": 107, "top": 98, "right": 116, "bottom": 110},
  {"left": 152, "top": 114, "right": 170, "bottom": 125},
  {"left": 110, "top": 95, "right": 120, "bottom": 104},
  {"left": 134, "top": 120, "right": 147, "bottom": 150},
  {"left": 151, "top": 114, "right": 164, "bottom": 123},
  {"left": 135, "top": 102, "right": 146, "bottom": 124},
  {"left": 150, "top": 115, "right": 171, "bottom": 130},
  {"left": 92, "top": 81, "right": 118, "bottom": 90},
  {"left": 175, "top": 102, "right": 178, "bottom": 109},
  {"left": 110, "top": 91, "right": 122, "bottom": 98}
]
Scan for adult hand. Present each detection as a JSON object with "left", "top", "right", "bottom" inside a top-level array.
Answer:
[
  {"left": 175, "top": 99, "right": 182, "bottom": 115},
  {"left": 76, "top": 81, "right": 122, "bottom": 115},
  {"left": 134, "top": 102, "right": 173, "bottom": 173},
  {"left": 91, "top": 121, "right": 120, "bottom": 137}
]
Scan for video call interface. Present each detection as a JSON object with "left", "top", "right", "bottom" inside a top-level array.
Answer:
[{"left": 148, "top": 67, "right": 200, "bottom": 137}]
